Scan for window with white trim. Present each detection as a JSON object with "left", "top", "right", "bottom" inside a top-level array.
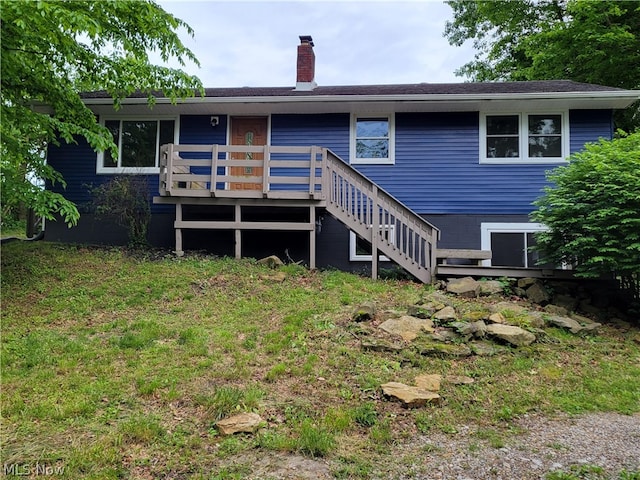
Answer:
[
  {"left": 480, "top": 222, "right": 558, "bottom": 268},
  {"left": 349, "top": 225, "right": 395, "bottom": 261},
  {"left": 350, "top": 114, "right": 395, "bottom": 164},
  {"left": 480, "top": 113, "right": 569, "bottom": 164},
  {"left": 97, "top": 117, "right": 178, "bottom": 173}
]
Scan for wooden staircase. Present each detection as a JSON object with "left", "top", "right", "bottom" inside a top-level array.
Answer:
[
  {"left": 323, "top": 150, "right": 439, "bottom": 283},
  {"left": 155, "top": 144, "right": 440, "bottom": 283}
]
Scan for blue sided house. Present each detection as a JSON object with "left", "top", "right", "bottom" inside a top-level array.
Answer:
[{"left": 46, "top": 36, "right": 639, "bottom": 282}]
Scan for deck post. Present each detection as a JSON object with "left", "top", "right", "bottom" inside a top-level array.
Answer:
[
  {"left": 175, "top": 202, "right": 184, "bottom": 256},
  {"left": 234, "top": 203, "right": 242, "bottom": 259},
  {"left": 166, "top": 144, "right": 174, "bottom": 196},
  {"left": 371, "top": 185, "right": 378, "bottom": 281},
  {"left": 262, "top": 145, "right": 270, "bottom": 197},
  {"left": 309, "top": 146, "right": 317, "bottom": 197},
  {"left": 309, "top": 206, "right": 316, "bottom": 270},
  {"left": 210, "top": 144, "right": 219, "bottom": 196}
]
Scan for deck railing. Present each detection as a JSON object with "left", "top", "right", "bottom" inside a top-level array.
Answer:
[
  {"left": 159, "top": 144, "right": 325, "bottom": 200},
  {"left": 158, "top": 144, "right": 440, "bottom": 282}
]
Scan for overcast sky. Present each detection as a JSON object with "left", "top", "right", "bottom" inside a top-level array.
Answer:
[{"left": 157, "top": 0, "right": 476, "bottom": 88}]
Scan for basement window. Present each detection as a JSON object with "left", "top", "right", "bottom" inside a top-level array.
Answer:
[
  {"left": 97, "top": 117, "right": 178, "bottom": 174},
  {"left": 480, "top": 222, "right": 556, "bottom": 268},
  {"left": 349, "top": 225, "right": 395, "bottom": 261}
]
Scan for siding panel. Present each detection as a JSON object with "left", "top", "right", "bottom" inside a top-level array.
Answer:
[
  {"left": 355, "top": 110, "right": 613, "bottom": 215},
  {"left": 271, "top": 114, "right": 350, "bottom": 159}
]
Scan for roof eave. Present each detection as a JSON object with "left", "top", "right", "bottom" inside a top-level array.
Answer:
[{"left": 81, "top": 90, "right": 639, "bottom": 105}]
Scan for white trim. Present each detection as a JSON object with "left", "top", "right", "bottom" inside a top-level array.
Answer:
[
  {"left": 349, "top": 114, "right": 395, "bottom": 165},
  {"left": 96, "top": 116, "right": 179, "bottom": 174},
  {"left": 349, "top": 225, "right": 395, "bottom": 262},
  {"left": 479, "top": 111, "right": 570, "bottom": 165},
  {"left": 480, "top": 222, "right": 548, "bottom": 267}
]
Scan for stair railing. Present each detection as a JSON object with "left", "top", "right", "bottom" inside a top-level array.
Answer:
[{"left": 323, "top": 150, "right": 440, "bottom": 283}]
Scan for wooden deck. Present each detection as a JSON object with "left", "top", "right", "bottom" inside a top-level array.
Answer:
[
  {"left": 436, "top": 264, "right": 576, "bottom": 279},
  {"left": 154, "top": 144, "right": 440, "bottom": 282}
]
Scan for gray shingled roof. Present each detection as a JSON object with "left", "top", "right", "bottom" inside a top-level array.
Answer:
[{"left": 80, "top": 80, "right": 628, "bottom": 100}]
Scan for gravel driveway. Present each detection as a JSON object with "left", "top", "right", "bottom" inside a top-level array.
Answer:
[
  {"left": 396, "top": 412, "right": 640, "bottom": 479},
  {"left": 241, "top": 412, "right": 640, "bottom": 479}
]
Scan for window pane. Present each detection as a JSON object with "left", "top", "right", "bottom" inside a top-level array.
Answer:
[
  {"left": 356, "top": 139, "right": 389, "bottom": 159},
  {"left": 491, "top": 232, "right": 525, "bottom": 267},
  {"left": 355, "top": 235, "right": 372, "bottom": 256},
  {"left": 103, "top": 120, "right": 120, "bottom": 167},
  {"left": 159, "top": 120, "right": 175, "bottom": 147},
  {"left": 486, "top": 115, "right": 518, "bottom": 135},
  {"left": 529, "top": 136, "right": 562, "bottom": 157},
  {"left": 356, "top": 118, "right": 388, "bottom": 138},
  {"left": 121, "top": 121, "right": 157, "bottom": 167},
  {"left": 528, "top": 115, "right": 561, "bottom": 135},
  {"left": 526, "top": 233, "right": 555, "bottom": 268},
  {"left": 487, "top": 137, "right": 519, "bottom": 158}
]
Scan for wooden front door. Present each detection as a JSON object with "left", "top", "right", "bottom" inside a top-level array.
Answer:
[{"left": 230, "top": 116, "right": 268, "bottom": 190}]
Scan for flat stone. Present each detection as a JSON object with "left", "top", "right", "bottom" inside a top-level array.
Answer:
[
  {"left": 546, "top": 315, "right": 584, "bottom": 334},
  {"left": 444, "top": 375, "right": 475, "bottom": 385},
  {"left": 446, "top": 277, "right": 480, "bottom": 298},
  {"left": 434, "top": 306, "right": 457, "bottom": 321},
  {"left": 260, "top": 272, "right": 287, "bottom": 282},
  {"left": 352, "top": 302, "right": 376, "bottom": 322},
  {"left": 257, "top": 255, "right": 284, "bottom": 268},
  {"left": 488, "top": 312, "right": 507, "bottom": 324},
  {"left": 380, "top": 382, "right": 440, "bottom": 407},
  {"left": 414, "top": 374, "right": 442, "bottom": 392},
  {"left": 414, "top": 342, "right": 473, "bottom": 357},
  {"left": 361, "top": 339, "right": 404, "bottom": 353},
  {"left": 490, "top": 302, "right": 529, "bottom": 315},
  {"left": 379, "top": 316, "right": 434, "bottom": 342},
  {"left": 472, "top": 320, "right": 488, "bottom": 337},
  {"left": 527, "top": 312, "right": 547, "bottom": 329},
  {"left": 544, "top": 304, "right": 569, "bottom": 317},
  {"left": 486, "top": 324, "right": 536, "bottom": 347},
  {"left": 517, "top": 278, "right": 537, "bottom": 288},
  {"left": 428, "top": 329, "right": 461, "bottom": 343},
  {"left": 216, "top": 412, "right": 264, "bottom": 435},
  {"left": 462, "top": 311, "right": 488, "bottom": 322},
  {"left": 479, "top": 280, "right": 504, "bottom": 296},
  {"left": 470, "top": 341, "right": 502, "bottom": 356},
  {"left": 526, "top": 283, "right": 551, "bottom": 305},
  {"left": 451, "top": 320, "right": 487, "bottom": 338},
  {"left": 407, "top": 302, "right": 444, "bottom": 318},
  {"left": 570, "top": 313, "right": 600, "bottom": 326}
]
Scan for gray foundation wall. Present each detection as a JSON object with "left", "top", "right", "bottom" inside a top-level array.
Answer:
[{"left": 44, "top": 211, "right": 533, "bottom": 273}]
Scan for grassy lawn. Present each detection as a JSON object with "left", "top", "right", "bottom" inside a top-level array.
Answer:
[{"left": 1, "top": 242, "right": 639, "bottom": 479}]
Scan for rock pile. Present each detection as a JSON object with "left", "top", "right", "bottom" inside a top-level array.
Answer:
[{"left": 349, "top": 276, "right": 613, "bottom": 408}]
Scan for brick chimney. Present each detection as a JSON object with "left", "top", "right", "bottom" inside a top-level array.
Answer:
[{"left": 295, "top": 35, "right": 317, "bottom": 91}]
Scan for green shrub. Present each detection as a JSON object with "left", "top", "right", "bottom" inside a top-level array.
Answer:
[
  {"left": 89, "top": 176, "right": 151, "bottom": 247},
  {"left": 532, "top": 132, "right": 640, "bottom": 301}
]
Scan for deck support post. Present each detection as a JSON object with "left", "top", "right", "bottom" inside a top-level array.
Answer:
[
  {"left": 234, "top": 203, "right": 242, "bottom": 259},
  {"left": 309, "top": 206, "right": 316, "bottom": 270},
  {"left": 175, "top": 202, "right": 184, "bottom": 256},
  {"left": 371, "top": 185, "right": 378, "bottom": 281}
]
